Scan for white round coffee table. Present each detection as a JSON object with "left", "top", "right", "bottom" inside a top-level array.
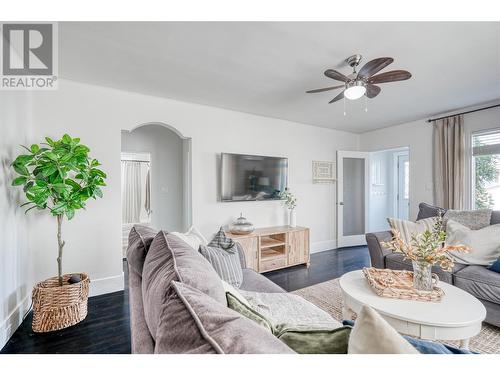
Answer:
[{"left": 339, "top": 270, "right": 486, "bottom": 349}]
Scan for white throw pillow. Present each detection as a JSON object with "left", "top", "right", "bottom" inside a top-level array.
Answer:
[
  {"left": 239, "top": 290, "right": 342, "bottom": 330},
  {"left": 221, "top": 280, "right": 251, "bottom": 307},
  {"left": 445, "top": 220, "right": 500, "bottom": 266},
  {"left": 348, "top": 305, "right": 419, "bottom": 354},
  {"left": 387, "top": 217, "right": 437, "bottom": 244},
  {"left": 170, "top": 226, "right": 208, "bottom": 250}
]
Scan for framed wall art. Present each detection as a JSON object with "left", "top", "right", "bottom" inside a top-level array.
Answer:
[{"left": 312, "top": 160, "right": 336, "bottom": 183}]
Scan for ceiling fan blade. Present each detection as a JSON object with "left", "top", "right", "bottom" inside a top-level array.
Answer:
[
  {"left": 357, "top": 57, "right": 394, "bottom": 80},
  {"left": 368, "top": 70, "right": 412, "bottom": 84},
  {"left": 306, "top": 85, "right": 344, "bottom": 94},
  {"left": 324, "top": 69, "right": 349, "bottom": 82},
  {"left": 329, "top": 90, "right": 344, "bottom": 103},
  {"left": 366, "top": 84, "right": 381, "bottom": 99}
]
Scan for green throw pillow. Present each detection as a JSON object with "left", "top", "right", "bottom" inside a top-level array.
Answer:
[
  {"left": 226, "top": 292, "right": 274, "bottom": 333},
  {"left": 226, "top": 290, "right": 351, "bottom": 354},
  {"left": 276, "top": 325, "right": 352, "bottom": 354}
]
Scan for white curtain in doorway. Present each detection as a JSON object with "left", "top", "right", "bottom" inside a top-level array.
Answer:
[
  {"left": 121, "top": 161, "right": 143, "bottom": 224},
  {"left": 144, "top": 168, "right": 151, "bottom": 216}
]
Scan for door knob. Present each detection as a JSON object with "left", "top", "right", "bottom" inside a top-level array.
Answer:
[{"left": 339, "top": 202, "right": 344, "bottom": 206}]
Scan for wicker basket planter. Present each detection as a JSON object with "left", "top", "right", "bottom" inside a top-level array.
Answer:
[{"left": 32, "top": 273, "right": 90, "bottom": 333}]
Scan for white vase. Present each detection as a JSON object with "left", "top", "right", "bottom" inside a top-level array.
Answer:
[{"left": 289, "top": 209, "right": 297, "bottom": 227}]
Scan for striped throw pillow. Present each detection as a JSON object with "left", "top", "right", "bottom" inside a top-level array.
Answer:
[
  {"left": 387, "top": 217, "right": 437, "bottom": 245},
  {"left": 199, "top": 245, "right": 243, "bottom": 287}
]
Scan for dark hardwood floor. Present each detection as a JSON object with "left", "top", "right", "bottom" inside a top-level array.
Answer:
[
  {"left": 264, "top": 245, "right": 370, "bottom": 291},
  {"left": 1, "top": 246, "right": 369, "bottom": 354},
  {"left": 1, "top": 265, "right": 131, "bottom": 354}
]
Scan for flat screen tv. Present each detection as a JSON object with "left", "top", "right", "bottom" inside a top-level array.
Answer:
[{"left": 220, "top": 153, "right": 288, "bottom": 202}]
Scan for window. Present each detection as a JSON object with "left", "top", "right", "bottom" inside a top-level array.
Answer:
[{"left": 472, "top": 129, "right": 500, "bottom": 209}]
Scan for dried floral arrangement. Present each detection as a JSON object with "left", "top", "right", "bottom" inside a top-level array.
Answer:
[{"left": 382, "top": 215, "right": 470, "bottom": 272}]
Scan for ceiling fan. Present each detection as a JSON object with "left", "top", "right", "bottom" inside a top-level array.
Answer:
[{"left": 306, "top": 54, "right": 412, "bottom": 103}]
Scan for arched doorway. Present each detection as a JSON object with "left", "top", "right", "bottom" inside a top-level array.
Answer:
[{"left": 120, "top": 123, "right": 192, "bottom": 256}]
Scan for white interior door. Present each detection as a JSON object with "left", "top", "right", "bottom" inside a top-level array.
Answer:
[{"left": 337, "top": 151, "right": 370, "bottom": 248}]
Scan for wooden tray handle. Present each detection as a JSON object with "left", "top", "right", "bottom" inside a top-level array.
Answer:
[{"left": 431, "top": 273, "right": 439, "bottom": 286}]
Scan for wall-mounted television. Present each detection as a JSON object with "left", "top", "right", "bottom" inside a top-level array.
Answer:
[{"left": 220, "top": 153, "right": 288, "bottom": 202}]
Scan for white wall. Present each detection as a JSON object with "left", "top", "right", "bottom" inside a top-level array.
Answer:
[
  {"left": 360, "top": 101, "right": 500, "bottom": 219},
  {"left": 0, "top": 79, "right": 359, "bottom": 348},
  {"left": 360, "top": 120, "right": 434, "bottom": 220},
  {"left": 121, "top": 125, "right": 185, "bottom": 232},
  {"left": 368, "top": 148, "right": 409, "bottom": 232},
  {"left": 0, "top": 91, "right": 35, "bottom": 347}
]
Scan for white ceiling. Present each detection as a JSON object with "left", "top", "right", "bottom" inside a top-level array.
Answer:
[{"left": 59, "top": 22, "right": 500, "bottom": 133}]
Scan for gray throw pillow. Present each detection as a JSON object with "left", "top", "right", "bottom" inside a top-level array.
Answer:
[
  {"left": 443, "top": 209, "right": 492, "bottom": 230},
  {"left": 208, "top": 227, "right": 236, "bottom": 251},
  {"left": 416, "top": 202, "right": 447, "bottom": 221},
  {"left": 142, "top": 231, "right": 226, "bottom": 339},
  {"left": 154, "top": 281, "right": 295, "bottom": 354},
  {"left": 491, "top": 211, "right": 500, "bottom": 225},
  {"left": 126, "top": 225, "right": 158, "bottom": 276},
  {"left": 199, "top": 244, "right": 243, "bottom": 287}
]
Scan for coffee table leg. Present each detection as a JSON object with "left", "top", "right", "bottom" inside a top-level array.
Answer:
[
  {"left": 459, "top": 338, "right": 470, "bottom": 350},
  {"left": 342, "top": 306, "right": 354, "bottom": 320}
]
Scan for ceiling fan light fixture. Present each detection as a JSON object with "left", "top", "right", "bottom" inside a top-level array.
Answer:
[
  {"left": 344, "top": 80, "right": 366, "bottom": 100},
  {"left": 306, "top": 55, "right": 411, "bottom": 104}
]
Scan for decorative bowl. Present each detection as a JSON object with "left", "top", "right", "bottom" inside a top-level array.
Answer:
[{"left": 229, "top": 213, "right": 255, "bottom": 235}]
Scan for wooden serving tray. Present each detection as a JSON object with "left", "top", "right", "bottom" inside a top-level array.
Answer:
[{"left": 362, "top": 267, "right": 445, "bottom": 302}]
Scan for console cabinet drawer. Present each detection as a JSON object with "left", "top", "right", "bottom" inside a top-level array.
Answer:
[{"left": 260, "top": 257, "right": 287, "bottom": 272}]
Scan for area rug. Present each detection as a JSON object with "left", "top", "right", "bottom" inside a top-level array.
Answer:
[{"left": 292, "top": 278, "right": 500, "bottom": 354}]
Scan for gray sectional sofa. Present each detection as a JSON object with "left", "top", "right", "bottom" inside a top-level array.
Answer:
[
  {"left": 127, "top": 222, "right": 477, "bottom": 354},
  {"left": 126, "top": 225, "right": 287, "bottom": 354},
  {"left": 366, "top": 203, "right": 500, "bottom": 327}
]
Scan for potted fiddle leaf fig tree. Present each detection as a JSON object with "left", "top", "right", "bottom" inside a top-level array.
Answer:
[{"left": 11, "top": 134, "right": 106, "bottom": 332}]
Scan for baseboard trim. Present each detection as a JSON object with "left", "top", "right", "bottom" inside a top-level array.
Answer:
[
  {"left": 310, "top": 239, "right": 337, "bottom": 254},
  {"left": 0, "top": 294, "right": 31, "bottom": 350},
  {"left": 89, "top": 273, "right": 124, "bottom": 297}
]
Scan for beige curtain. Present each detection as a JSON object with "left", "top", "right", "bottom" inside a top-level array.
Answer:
[{"left": 433, "top": 115, "right": 465, "bottom": 209}]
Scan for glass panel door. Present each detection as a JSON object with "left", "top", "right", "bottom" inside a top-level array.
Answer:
[
  {"left": 343, "top": 157, "right": 366, "bottom": 236},
  {"left": 337, "top": 151, "right": 370, "bottom": 248}
]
